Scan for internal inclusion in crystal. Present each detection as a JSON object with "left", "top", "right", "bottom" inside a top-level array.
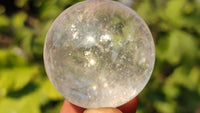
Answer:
[{"left": 44, "top": 0, "right": 155, "bottom": 108}]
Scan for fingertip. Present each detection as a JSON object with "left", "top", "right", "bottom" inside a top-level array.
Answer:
[
  {"left": 84, "top": 108, "right": 122, "bottom": 113},
  {"left": 60, "top": 100, "right": 85, "bottom": 113},
  {"left": 61, "top": 96, "right": 138, "bottom": 113},
  {"left": 117, "top": 96, "right": 138, "bottom": 113}
]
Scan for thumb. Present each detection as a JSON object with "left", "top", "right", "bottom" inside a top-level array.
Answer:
[{"left": 83, "top": 108, "right": 122, "bottom": 113}]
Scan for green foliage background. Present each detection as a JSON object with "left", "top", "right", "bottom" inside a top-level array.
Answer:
[{"left": 0, "top": 0, "right": 200, "bottom": 113}]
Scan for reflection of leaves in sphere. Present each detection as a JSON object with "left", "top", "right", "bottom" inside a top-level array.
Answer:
[{"left": 44, "top": 0, "right": 155, "bottom": 108}]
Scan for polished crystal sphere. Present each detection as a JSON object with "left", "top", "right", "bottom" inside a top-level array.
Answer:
[{"left": 44, "top": 0, "right": 155, "bottom": 108}]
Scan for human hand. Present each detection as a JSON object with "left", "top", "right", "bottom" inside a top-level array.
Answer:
[{"left": 60, "top": 96, "right": 138, "bottom": 113}]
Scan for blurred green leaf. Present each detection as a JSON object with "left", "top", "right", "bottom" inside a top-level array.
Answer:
[
  {"left": 161, "top": 0, "right": 200, "bottom": 30},
  {"left": 163, "top": 0, "right": 186, "bottom": 27},
  {"left": 157, "top": 30, "right": 198, "bottom": 66},
  {"left": 163, "top": 66, "right": 187, "bottom": 99},
  {"left": 136, "top": 0, "right": 159, "bottom": 24},
  {"left": 187, "top": 66, "right": 200, "bottom": 90},
  {"left": 163, "top": 65, "right": 200, "bottom": 102},
  {"left": 0, "top": 89, "right": 41, "bottom": 113},
  {"left": 41, "top": 79, "right": 63, "bottom": 100},
  {"left": 15, "top": 0, "right": 29, "bottom": 8},
  {"left": 0, "top": 15, "right": 10, "bottom": 27},
  {"left": 20, "top": 28, "right": 33, "bottom": 56},
  {"left": 0, "top": 66, "right": 38, "bottom": 94},
  {"left": 154, "top": 101, "right": 176, "bottom": 113},
  {"left": 39, "top": 1, "right": 62, "bottom": 20},
  {"left": 11, "top": 12, "right": 27, "bottom": 28},
  {"left": 0, "top": 49, "right": 27, "bottom": 67}
]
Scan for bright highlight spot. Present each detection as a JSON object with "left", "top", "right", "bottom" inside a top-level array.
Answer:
[
  {"left": 100, "top": 34, "right": 111, "bottom": 42},
  {"left": 73, "top": 32, "right": 78, "bottom": 39},
  {"left": 104, "top": 83, "right": 108, "bottom": 87},
  {"left": 87, "top": 36, "right": 95, "bottom": 42},
  {"left": 84, "top": 51, "right": 91, "bottom": 56},
  {"left": 89, "top": 59, "right": 96, "bottom": 65},
  {"left": 92, "top": 85, "right": 97, "bottom": 90}
]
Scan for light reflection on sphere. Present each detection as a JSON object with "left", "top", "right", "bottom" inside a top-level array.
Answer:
[{"left": 44, "top": 0, "right": 155, "bottom": 108}]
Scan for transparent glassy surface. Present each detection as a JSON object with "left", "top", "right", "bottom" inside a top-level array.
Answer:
[{"left": 44, "top": 0, "right": 155, "bottom": 108}]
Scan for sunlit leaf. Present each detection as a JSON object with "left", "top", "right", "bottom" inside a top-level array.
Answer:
[
  {"left": 0, "top": 66, "right": 38, "bottom": 94},
  {"left": 157, "top": 30, "right": 198, "bottom": 66},
  {"left": 0, "top": 90, "right": 41, "bottom": 113},
  {"left": 154, "top": 101, "right": 176, "bottom": 113},
  {"left": 0, "top": 49, "right": 27, "bottom": 67},
  {"left": 41, "top": 79, "right": 63, "bottom": 100},
  {"left": 11, "top": 11, "right": 27, "bottom": 28}
]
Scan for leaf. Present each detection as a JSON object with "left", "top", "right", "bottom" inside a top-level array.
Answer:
[
  {"left": 32, "top": 36, "right": 45, "bottom": 57},
  {"left": 136, "top": 0, "right": 159, "bottom": 24},
  {"left": 156, "top": 30, "right": 198, "bottom": 66},
  {"left": 0, "top": 90, "right": 41, "bottom": 113},
  {"left": 163, "top": 65, "right": 200, "bottom": 100},
  {"left": 0, "top": 50, "right": 9, "bottom": 67},
  {"left": 163, "top": 0, "right": 186, "bottom": 27},
  {"left": 15, "top": 0, "right": 29, "bottom": 8},
  {"left": 41, "top": 79, "right": 63, "bottom": 100},
  {"left": 0, "top": 15, "right": 10, "bottom": 27},
  {"left": 0, "top": 49, "right": 27, "bottom": 68},
  {"left": 39, "top": 1, "right": 62, "bottom": 20},
  {"left": 20, "top": 28, "right": 34, "bottom": 57},
  {"left": 154, "top": 101, "right": 176, "bottom": 113},
  {"left": 161, "top": 0, "right": 200, "bottom": 30},
  {"left": 163, "top": 77, "right": 180, "bottom": 99},
  {"left": 0, "top": 66, "right": 39, "bottom": 94},
  {"left": 163, "top": 66, "right": 187, "bottom": 99},
  {"left": 187, "top": 66, "right": 200, "bottom": 90},
  {"left": 11, "top": 11, "right": 27, "bottom": 28}
]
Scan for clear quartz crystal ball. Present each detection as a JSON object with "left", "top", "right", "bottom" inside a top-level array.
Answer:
[{"left": 44, "top": 0, "right": 155, "bottom": 108}]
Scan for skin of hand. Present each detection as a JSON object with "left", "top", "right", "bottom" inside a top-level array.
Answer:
[{"left": 60, "top": 96, "right": 138, "bottom": 113}]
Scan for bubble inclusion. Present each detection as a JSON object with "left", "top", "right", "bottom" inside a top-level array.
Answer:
[{"left": 44, "top": 0, "right": 155, "bottom": 108}]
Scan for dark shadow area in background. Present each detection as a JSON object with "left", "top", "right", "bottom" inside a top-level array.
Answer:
[
  {"left": 177, "top": 86, "right": 200, "bottom": 113},
  {"left": 0, "top": 0, "right": 19, "bottom": 15},
  {"left": 7, "top": 83, "right": 38, "bottom": 98}
]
